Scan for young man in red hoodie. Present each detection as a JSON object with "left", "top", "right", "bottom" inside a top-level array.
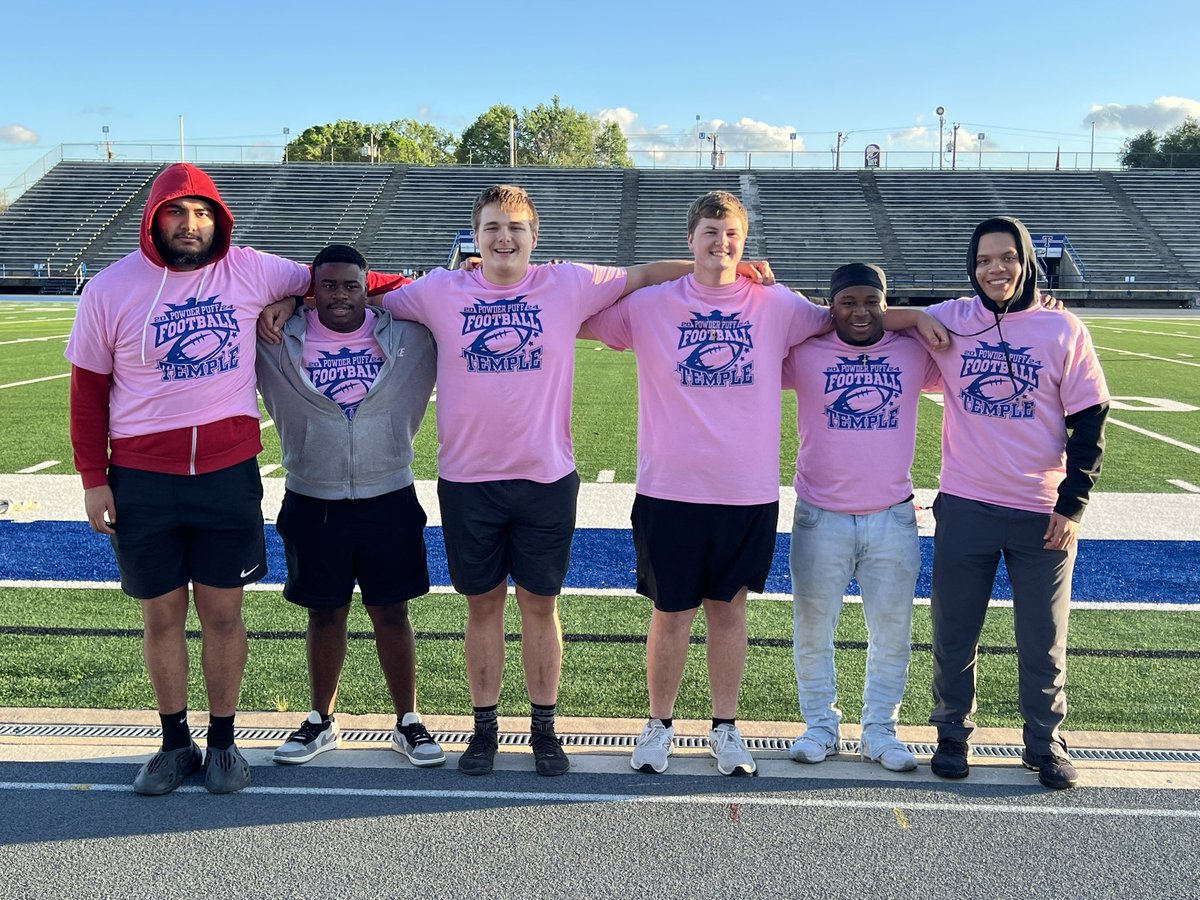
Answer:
[{"left": 64, "top": 163, "right": 403, "bottom": 795}]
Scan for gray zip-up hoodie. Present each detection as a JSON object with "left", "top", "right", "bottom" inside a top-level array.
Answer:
[{"left": 255, "top": 305, "right": 436, "bottom": 500}]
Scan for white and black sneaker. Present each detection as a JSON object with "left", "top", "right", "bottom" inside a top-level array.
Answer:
[
  {"left": 273, "top": 711, "right": 340, "bottom": 765},
  {"left": 631, "top": 719, "right": 674, "bottom": 774},
  {"left": 392, "top": 712, "right": 446, "bottom": 767}
]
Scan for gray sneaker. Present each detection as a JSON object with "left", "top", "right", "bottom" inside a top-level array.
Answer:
[
  {"left": 392, "top": 712, "right": 446, "bottom": 767},
  {"left": 132, "top": 741, "right": 202, "bottom": 795},
  {"left": 204, "top": 743, "right": 251, "bottom": 794},
  {"left": 631, "top": 719, "right": 674, "bottom": 774},
  {"left": 789, "top": 731, "right": 839, "bottom": 764},
  {"left": 273, "top": 711, "right": 340, "bottom": 765},
  {"left": 709, "top": 723, "right": 756, "bottom": 776}
]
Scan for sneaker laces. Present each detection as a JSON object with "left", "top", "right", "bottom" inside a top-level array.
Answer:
[
  {"left": 400, "top": 721, "right": 435, "bottom": 748},
  {"left": 638, "top": 722, "right": 671, "bottom": 747},
  {"left": 530, "top": 728, "right": 563, "bottom": 758},
  {"left": 285, "top": 719, "right": 328, "bottom": 745},
  {"left": 711, "top": 726, "right": 747, "bottom": 755},
  {"left": 464, "top": 729, "right": 497, "bottom": 757}
]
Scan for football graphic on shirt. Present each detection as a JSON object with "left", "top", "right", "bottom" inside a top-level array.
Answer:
[
  {"left": 828, "top": 384, "right": 894, "bottom": 417},
  {"left": 162, "top": 325, "right": 235, "bottom": 366},
  {"left": 683, "top": 340, "right": 745, "bottom": 373},
  {"left": 967, "top": 373, "right": 1023, "bottom": 405},
  {"left": 325, "top": 377, "right": 371, "bottom": 406},
  {"left": 468, "top": 324, "right": 536, "bottom": 357}
]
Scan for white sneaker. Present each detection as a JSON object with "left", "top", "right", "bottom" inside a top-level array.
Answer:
[
  {"left": 392, "top": 711, "right": 447, "bottom": 767},
  {"left": 273, "top": 710, "right": 340, "bottom": 764},
  {"left": 789, "top": 732, "right": 838, "bottom": 764},
  {"left": 631, "top": 719, "right": 674, "bottom": 774},
  {"left": 708, "top": 723, "right": 756, "bottom": 776},
  {"left": 862, "top": 739, "right": 918, "bottom": 772}
]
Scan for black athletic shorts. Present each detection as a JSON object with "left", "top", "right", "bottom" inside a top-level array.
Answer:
[
  {"left": 108, "top": 459, "right": 266, "bottom": 600},
  {"left": 631, "top": 493, "right": 779, "bottom": 612},
  {"left": 275, "top": 485, "right": 430, "bottom": 608},
  {"left": 437, "top": 471, "right": 580, "bottom": 597}
]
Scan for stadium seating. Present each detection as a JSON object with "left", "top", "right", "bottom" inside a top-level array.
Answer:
[{"left": 1, "top": 160, "right": 1198, "bottom": 301}]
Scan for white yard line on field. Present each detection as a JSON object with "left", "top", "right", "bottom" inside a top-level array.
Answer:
[
  {"left": 1107, "top": 418, "right": 1200, "bottom": 455},
  {"left": 1093, "top": 346, "right": 1200, "bottom": 368},
  {"left": 16, "top": 461, "right": 59, "bottom": 474},
  {"left": 0, "top": 334, "right": 70, "bottom": 346},
  {"left": 0, "top": 373, "right": 69, "bottom": 390}
]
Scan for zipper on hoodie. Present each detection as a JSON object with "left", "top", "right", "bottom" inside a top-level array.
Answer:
[{"left": 189, "top": 427, "right": 198, "bottom": 475}]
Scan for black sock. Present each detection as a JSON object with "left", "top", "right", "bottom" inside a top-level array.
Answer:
[
  {"left": 473, "top": 705, "right": 498, "bottom": 733},
  {"left": 653, "top": 717, "right": 674, "bottom": 730},
  {"left": 159, "top": 708, "right": 191, "bottom": 752},
  {"left": 712, "top": 717, "right": 736, "bottom": 731},
  {"left": 207, "top": 714, "right": 235, "bottom": 750},
  {"left": 531, "top": 702, "right": 556, "bottom": 732}
]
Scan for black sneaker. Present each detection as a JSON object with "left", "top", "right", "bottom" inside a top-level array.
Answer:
[
  {"left": 1022, "top": 750, "right": 1079, "bottom": 790},
  {"left": 531, "top": 725, "right": 569, "bottom": 776},
  {"left": 931, "top": 738, "right": 971, "bottom": 779},
  {"left": 458, "top": 727, "right": 499, "bottom": 776}
]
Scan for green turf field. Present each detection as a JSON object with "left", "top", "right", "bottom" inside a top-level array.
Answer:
[{"left": 2, "top": 301, "right": 1199, "bottom": 733}]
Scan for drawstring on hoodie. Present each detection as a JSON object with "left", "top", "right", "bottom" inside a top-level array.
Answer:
[{"left": 138, "top": 265, "right": 211, "bottom": 365}]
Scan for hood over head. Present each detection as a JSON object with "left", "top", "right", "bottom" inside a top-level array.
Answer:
[
  {"left": 967, "top": 215, "right": 1039, "bottom": 312},
  {"left": 140, "top": 163, "right": 234, "bottom": 269}
]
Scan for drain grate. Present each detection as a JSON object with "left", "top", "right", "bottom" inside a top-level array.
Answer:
[{"left": 1, "top": 723, "right": 1198, "bottom": 764}]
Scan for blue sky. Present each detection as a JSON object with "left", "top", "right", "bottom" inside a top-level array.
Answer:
[{"left": 2, "top": 0, "right": 1197, "bottom": 186}]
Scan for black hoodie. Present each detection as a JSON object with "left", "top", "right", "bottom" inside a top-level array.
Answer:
[{"left": 966, "top": 215, "right": 1108, "bottom": 521}]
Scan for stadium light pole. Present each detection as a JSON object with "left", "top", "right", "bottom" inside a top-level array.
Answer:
[
  {"left": 1090, "top": 120, "right": 1096, "bottom": 170},
  {"left": 978, "top": 132, "right": 985, "bottom": 169},
  {"left": 936, "top": 106, "right": 945, "bottom": 170},
  {"left": 951, "top": 123, "right": 960, "bottom": 170},
  {"left": 283, "top": 127, "right": 289, "bottom": 164},
  {"left": 179, "top": 115, "right": 185, "bottom": 163},
  {"left": 102, "top": 125, "right": 111, "bottom": 162},
  {"left": 790, "top": 132, "right": 796, "bottom": 168}
]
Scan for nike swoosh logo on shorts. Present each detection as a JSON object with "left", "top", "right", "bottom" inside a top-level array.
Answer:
[{"left": 240, "top": 565, "right": 260, "bottom": 578}]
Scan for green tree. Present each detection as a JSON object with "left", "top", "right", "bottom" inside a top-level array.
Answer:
[
  {"left": 285, "top": 119, "right": 455, "bottom": 164},
  {"left": 1160, "top": 117, "right": 1200, "bottom": 167},
  {"left": 516, "top": 96, "right": 631, "bottom": 167},
  {"left": 456, "top": 104, "right": 518, "bottom": 166},
  {"left": 1120, "top": 118, "right": 1200, "bottom": 169}
]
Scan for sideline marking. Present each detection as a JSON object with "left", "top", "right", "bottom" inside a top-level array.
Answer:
[
  {"left": 1169, "top": 480, "right": 1200, "bottom": 494},
  {"left": 1107, "top": 418, "right": 1200, "bottom": 456},
  {"left": 597, "top": 470, "right": 615, "bottom": 483},
  {"left": 0, "top": 781, "right": 1198, "bottom": 818},
  {"left": 16, "top": 461, "right": 59, "bottom": 474},
  {"left": 259, "top": 464, "right": 281, "bottom": 476},
  {"left": 260, "top": 418, "right": 274, "bottom": 431},
  {"left": 1094, "top": 346, "right": 1200, "bottom": 369},
  {"left": 0, "top": 334, "right": 70, "bottom": 346},
  {"left": 0, "top": 373, "right": 70, "bottom": 390},
  {"left": 1088, "top": 325, "right": 1200, "bottom": 342}
]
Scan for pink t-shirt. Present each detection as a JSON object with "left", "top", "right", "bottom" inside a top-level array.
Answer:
[
  {"left": 382, "top": 262, "right": 627, "bottom": 483},
  {"left": 926, "top": 298, "right": 1110, "bottom": 514},
  {"left": 302, "top": 311, "right": 385, "bottom": 420},
  {"left": 587, "top": 275, "right": 830, "bottom": 505},
  {"left": 66, "top": 246, "right": 312, "bottom": 438},
  {"left": 783, "top": 330, "right": 941, "bottom": 514}
]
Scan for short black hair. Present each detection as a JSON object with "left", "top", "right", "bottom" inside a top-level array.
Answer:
[{"left": 313, "top": 243, "right": 367, "bottom": 272}]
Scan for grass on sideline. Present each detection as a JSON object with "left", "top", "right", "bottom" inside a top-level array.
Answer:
[
  {"left": 3, "top": 303, "right": 1200, "bottom": 492},
  {"left": 1, "top": 587, "right": 1198, "bottom": 734}
]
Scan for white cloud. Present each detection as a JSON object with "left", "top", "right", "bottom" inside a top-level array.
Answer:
[
  {"left": 0, "top": 124, "right": 38, "bottom": 145},
  {"left": 884, "top": 126, "right": 930, "bottom": 149},
  {"left": 1085, "top": 96, "right": 1200, "bottom": 132},
  {"left": 705, "top": 117, "right": 805, "bottom": 152}
]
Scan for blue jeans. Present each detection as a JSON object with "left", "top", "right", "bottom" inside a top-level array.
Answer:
[{"left": 790, "top": 497, "right": 921, "bottom": 746}]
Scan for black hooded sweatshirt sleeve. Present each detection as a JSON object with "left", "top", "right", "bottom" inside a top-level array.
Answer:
[{"left": 968, "top": 217, "right": 1108, "bottom": 522}]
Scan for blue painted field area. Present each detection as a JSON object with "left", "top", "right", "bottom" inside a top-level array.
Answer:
[{"left": 2, "top": 521, "right": 1197, "bottom": 606}]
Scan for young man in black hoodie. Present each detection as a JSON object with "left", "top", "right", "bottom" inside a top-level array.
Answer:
[{"left": 918, "top": 217, "right": 1109, "bottom": 790}]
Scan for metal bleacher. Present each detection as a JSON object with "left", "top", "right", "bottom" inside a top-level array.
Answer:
[
  {"left": 2, "top": 161, "right": 1198, "bottom": 301},
  {"left": 631, "top": 170, "right": 742, "bottom": 263},
  {"left": 754, "top": 171, "right": 886, "bottom": 289},
  {"left": 0, "top": 160, "right": 158, "bottom": 278},
  {"left": 369, "top": 167, "right": 624, "bottom": 272},
  {"left": 1112, "top": 169, "right": 1200, "bottom": 281}
]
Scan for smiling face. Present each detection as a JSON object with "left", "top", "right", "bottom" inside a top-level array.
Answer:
[
  {"left": 974, "top": 230, "right": 1024, "bottom": 305},
  {"left": 153, "top": 197, "right": 216, "bottom": 270},
  {"left": 830, "top": 285, "right": 887, "bottom": 345},
  {"left": 475, "top": 202, "right": 537, "bottom": 286},
  {"left": 688, "top": 216, "right": 746, "bottom": 286},
  {"left": 313, "top": 261, "right": 368, "bottom": 332}
]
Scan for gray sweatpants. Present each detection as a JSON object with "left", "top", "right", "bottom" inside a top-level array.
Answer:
[{"left": 929, "top": 492, "right": 1077, "bottom": 758}]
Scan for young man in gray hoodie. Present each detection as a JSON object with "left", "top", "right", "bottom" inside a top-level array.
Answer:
[{"left": 255, "top": 244, "right": 443, "bottom": 766}]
